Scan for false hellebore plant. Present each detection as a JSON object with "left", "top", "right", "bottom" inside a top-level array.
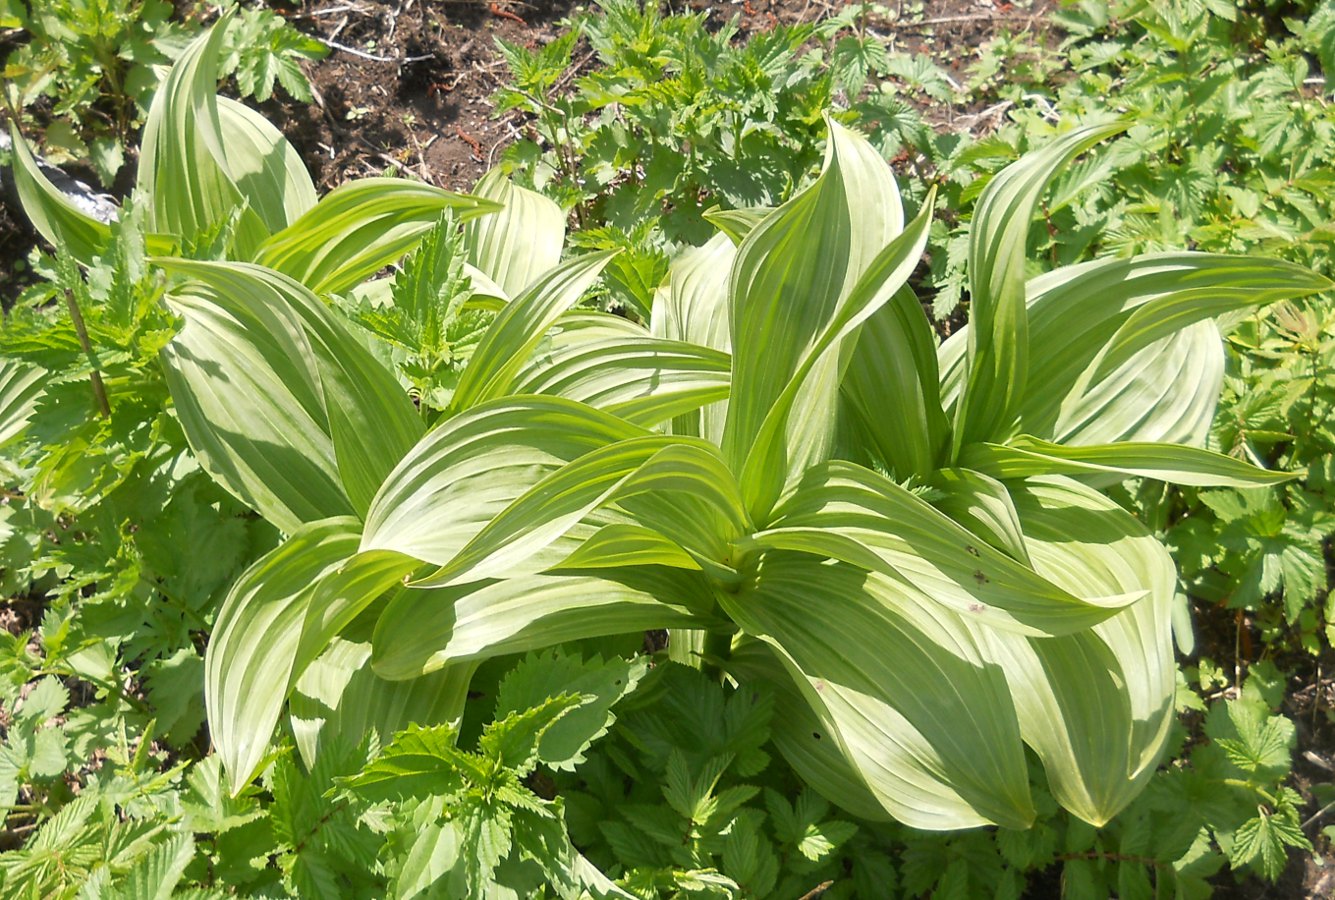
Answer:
[
  {"left": 177, "top": 115, "right": 1329, "bottom": 836},
  {"left": 16, "top": 24, "right": 1331, "bottom": 839}
]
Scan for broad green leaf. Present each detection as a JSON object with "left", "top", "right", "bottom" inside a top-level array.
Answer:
[
  {"left": 941, "top": 253, "right": 1333, "bottom": 443},
  {"left": 160, "top": 272, "right": 353, "bottom": 531},
  {"left": 746, "top": 461, "right": 1133, "bottom": 636},
  {"left": 8, "top": 125, "right": 112, "bottom": 263},
  {"left": 450, "top": 251, "right": 617, "bottom": 410},
  {"left": 650, "top": 233, "right": 736, "bottom": 441},
  {"left": 959, "top": 435, "right": 1295, "bottom": 487},
  {"left": 1090, "top": 265, "right": 1331, "bottom": 383},
  {"left": 137, "top": 19, "right": 268, "bottom": 256},
  {"left": 464, "top": 168, "right": 566, "bottom": 297},
  {"left": 737, "top": 195, "right": 935, "bottom": 521},
  {"left": 159, "top": 260, "right": 422, "bottom": 527},
  {"left": 216, "top": 96, "right": 318, "bottom": 233},
  {"left": 361, "top": 396, "right": 646, "bottom": 567},
  {"left": 952, "top": 122, "right": 1124, "bottom": 453},
  {"left": 722, "top": 119, "right": 906, "bottom": 519},
  {"left": 720, "top": 552, "right": 1035, "bottom": 830},
  {"left": 839, "top": 285, "right": 949, "bottom": 479},
  {"left": 290, "top": 639, "right": 475, "bottom": 771},
  {"left": 0, "top": 360, "right": 45, "bottom": 448},
  {"left": 979, "top": 476, "right": 1176, "bottom": 825},
  {"left": 371, "top": 566, "right": 721, "bottom": 680},
  {"left": 727, "top": 639, "right": 892, "bottom": 823},
  {"left": 552, "top": 524, "right": 701, "bottom": 571},
  {"left": 414, "top": 436, "right": 747, "bottom": 588},
  {"left": 1054, "top": 322, "right": 1225, "bottom": 447},
  {"left": 415, "top": 434, "right": 686, "bottom": 587},
  {"left": 703, "top": 207, "right": 773, "bottom": 245},
  {"left": 651, "top": 234, "right": 735, "bottom": 355},
  {"left": 205, "top": 517, "right": 361, "bottom": 790},
  {"left": 253, "top": 178, "right": 500, "bottom": 295},
  {"left": 511, "top": 335, "right": 731, "bottom": 429},
  {"left": 295, "top": 548, "right": 421, "bottom": 673},
  {"left": 928, "top": 467, "right": 1031, "bottom": 564}
]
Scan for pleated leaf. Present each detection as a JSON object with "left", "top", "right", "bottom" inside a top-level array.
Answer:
[
  {"left": 959, "top": 435, "right": 1295, "bottom": 487},
  {"left": 415, "top": 436, "right": 747, "bottom": 588},
  {"left": 940, "top": 253, "right": 1332, "bottom": 443},
  {"left": 727, "top": 638, "right": 892, "bottom": 823},
  {"left": 159, "top": 260, "right": 422, "bottom": 528},
  {"left": 205, "top": 517, "right": 361, "bottom": 790},
  {"left": 650, "top": 233, "right": 736, "bottom": 441},
  {"left": 0, "top": 360, "right": 45, "bottom": 448},
  {"left": 952, "top": 122, "right": 1124, "bottom": 453},
  {"left": 747, "top": 461, "right": 1134, "bottom": 636},
  {"left": 928, "top": 467, "right": 1031, "bottom": 564},
  {"left": 1052, "top": 321, "right": 1225, "bottom": 446},
  {"left": 371, "top": 567, "right": 721, "bottom": 680},
  {"left": 253, "top": 178, "right": 499, "bottom": 295},
  {"left": 464, "top": 168, "right": 566, "bottom": 298},
  {"left": 136, "top": 19, "right": 268, "bottom": 257},
  {"left": 450, "top": 251, "right": 617, "bottom": 410},
  {"left": 721, "top": 119, "right": 905, "bottom": 518},
  {"left": 980, "top": 476, "right": 1177, "bottom": 825},
  {"left": 216, "top": 96, "right": 318, "bottom": 233},
  {"left": 736, "top": 196, "right": 934, "bottom": 522},
  {"left": 551, "top": 524, "right": 702, "bottom": 571},
  {"left": 160, "top": 272, "right": 352, "bottom": 532},
  {"left": 512, "top": 336, "right": 730, "bottom": 429},
  {"left": 290, "top": 639, "right": 475, "bottom": 771},
  {"left": 415, "top": 434, "right": 690, "bottom": 587},
  {"left": 839, "top": 285, "right": 950, "bottom": 479},
  {"left": 361, "top": 396, "right": 647, "bottom": 566},
  {"left": 8, "top": 125, "right": 112, "bottom": 263},
  {"left": 719, "top": 552, "right": 1035, "bottom": 830}
]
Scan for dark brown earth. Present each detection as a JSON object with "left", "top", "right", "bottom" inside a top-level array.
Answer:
[{"left": 2, "top": 0, "right": 1334, "bottom": 896}]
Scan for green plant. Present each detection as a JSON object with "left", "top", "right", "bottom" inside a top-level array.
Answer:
[
  {"left": 0, "top": 1, "right": 322, "bottom": 187},
  {"left": 176, "top": 81, "right": 1330, "bottom": 845},
  {"left": 562, "top": 661, "right": 895, "bottom": 898},
  {"left": 494, "top": 0, "right": 939, "bottom": 251},
  {"left": 919, "top": 0, "right": 1335, "bottom": 659},
  {"left": 7, "top": 4, "right": 1335, "bottom": 894}
]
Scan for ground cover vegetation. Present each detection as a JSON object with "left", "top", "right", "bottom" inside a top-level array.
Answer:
[{"left": 0, "top": 0, "right": 1333, "bottom": 897}]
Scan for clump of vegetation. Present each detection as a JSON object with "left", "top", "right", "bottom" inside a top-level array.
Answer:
[{"left": 1, "top": 0, "right": 1333, "bottom": 896}]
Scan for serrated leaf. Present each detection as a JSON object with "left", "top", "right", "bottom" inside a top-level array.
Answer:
[
  {"left": 1229, "top": 809, "right": 1310, "bottom": 880},
  {"left": 109, "top": 832, "right": 194, "bottom": 900},
  {"left": 796, "top": 819, "right": 857, "bottom": 863},
  {"left": 480, "top": 694, "right": 585, "bottom": 776},
  {"left": 342, "top": 723, "right": 468, "bottom": 802},
  {"left": 496, "top": 648, "right": 651, "bottom": 769}
]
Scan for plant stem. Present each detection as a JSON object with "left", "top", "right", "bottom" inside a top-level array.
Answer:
[
  {"left": 701, "top": 629, "right": 733, "bottom": 682},
  {"left": 64, "top": 290, "right": 111, "bottom": 418}
]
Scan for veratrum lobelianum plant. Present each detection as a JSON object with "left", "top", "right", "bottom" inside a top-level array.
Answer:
[
  {"left": 25, "top": 21, "right": 1331, "bottom": 838},
  {"left": 167, "top": 106, "right": 1334, "bottom": 838}
]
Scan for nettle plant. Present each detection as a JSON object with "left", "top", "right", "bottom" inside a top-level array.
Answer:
[{"left": 17, "top": 23, "right": 1332, "bottom": 846}]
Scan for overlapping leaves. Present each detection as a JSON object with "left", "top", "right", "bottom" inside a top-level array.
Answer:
[{"left": 130, "top": 37, "right": 1329, "bottom": 834}]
